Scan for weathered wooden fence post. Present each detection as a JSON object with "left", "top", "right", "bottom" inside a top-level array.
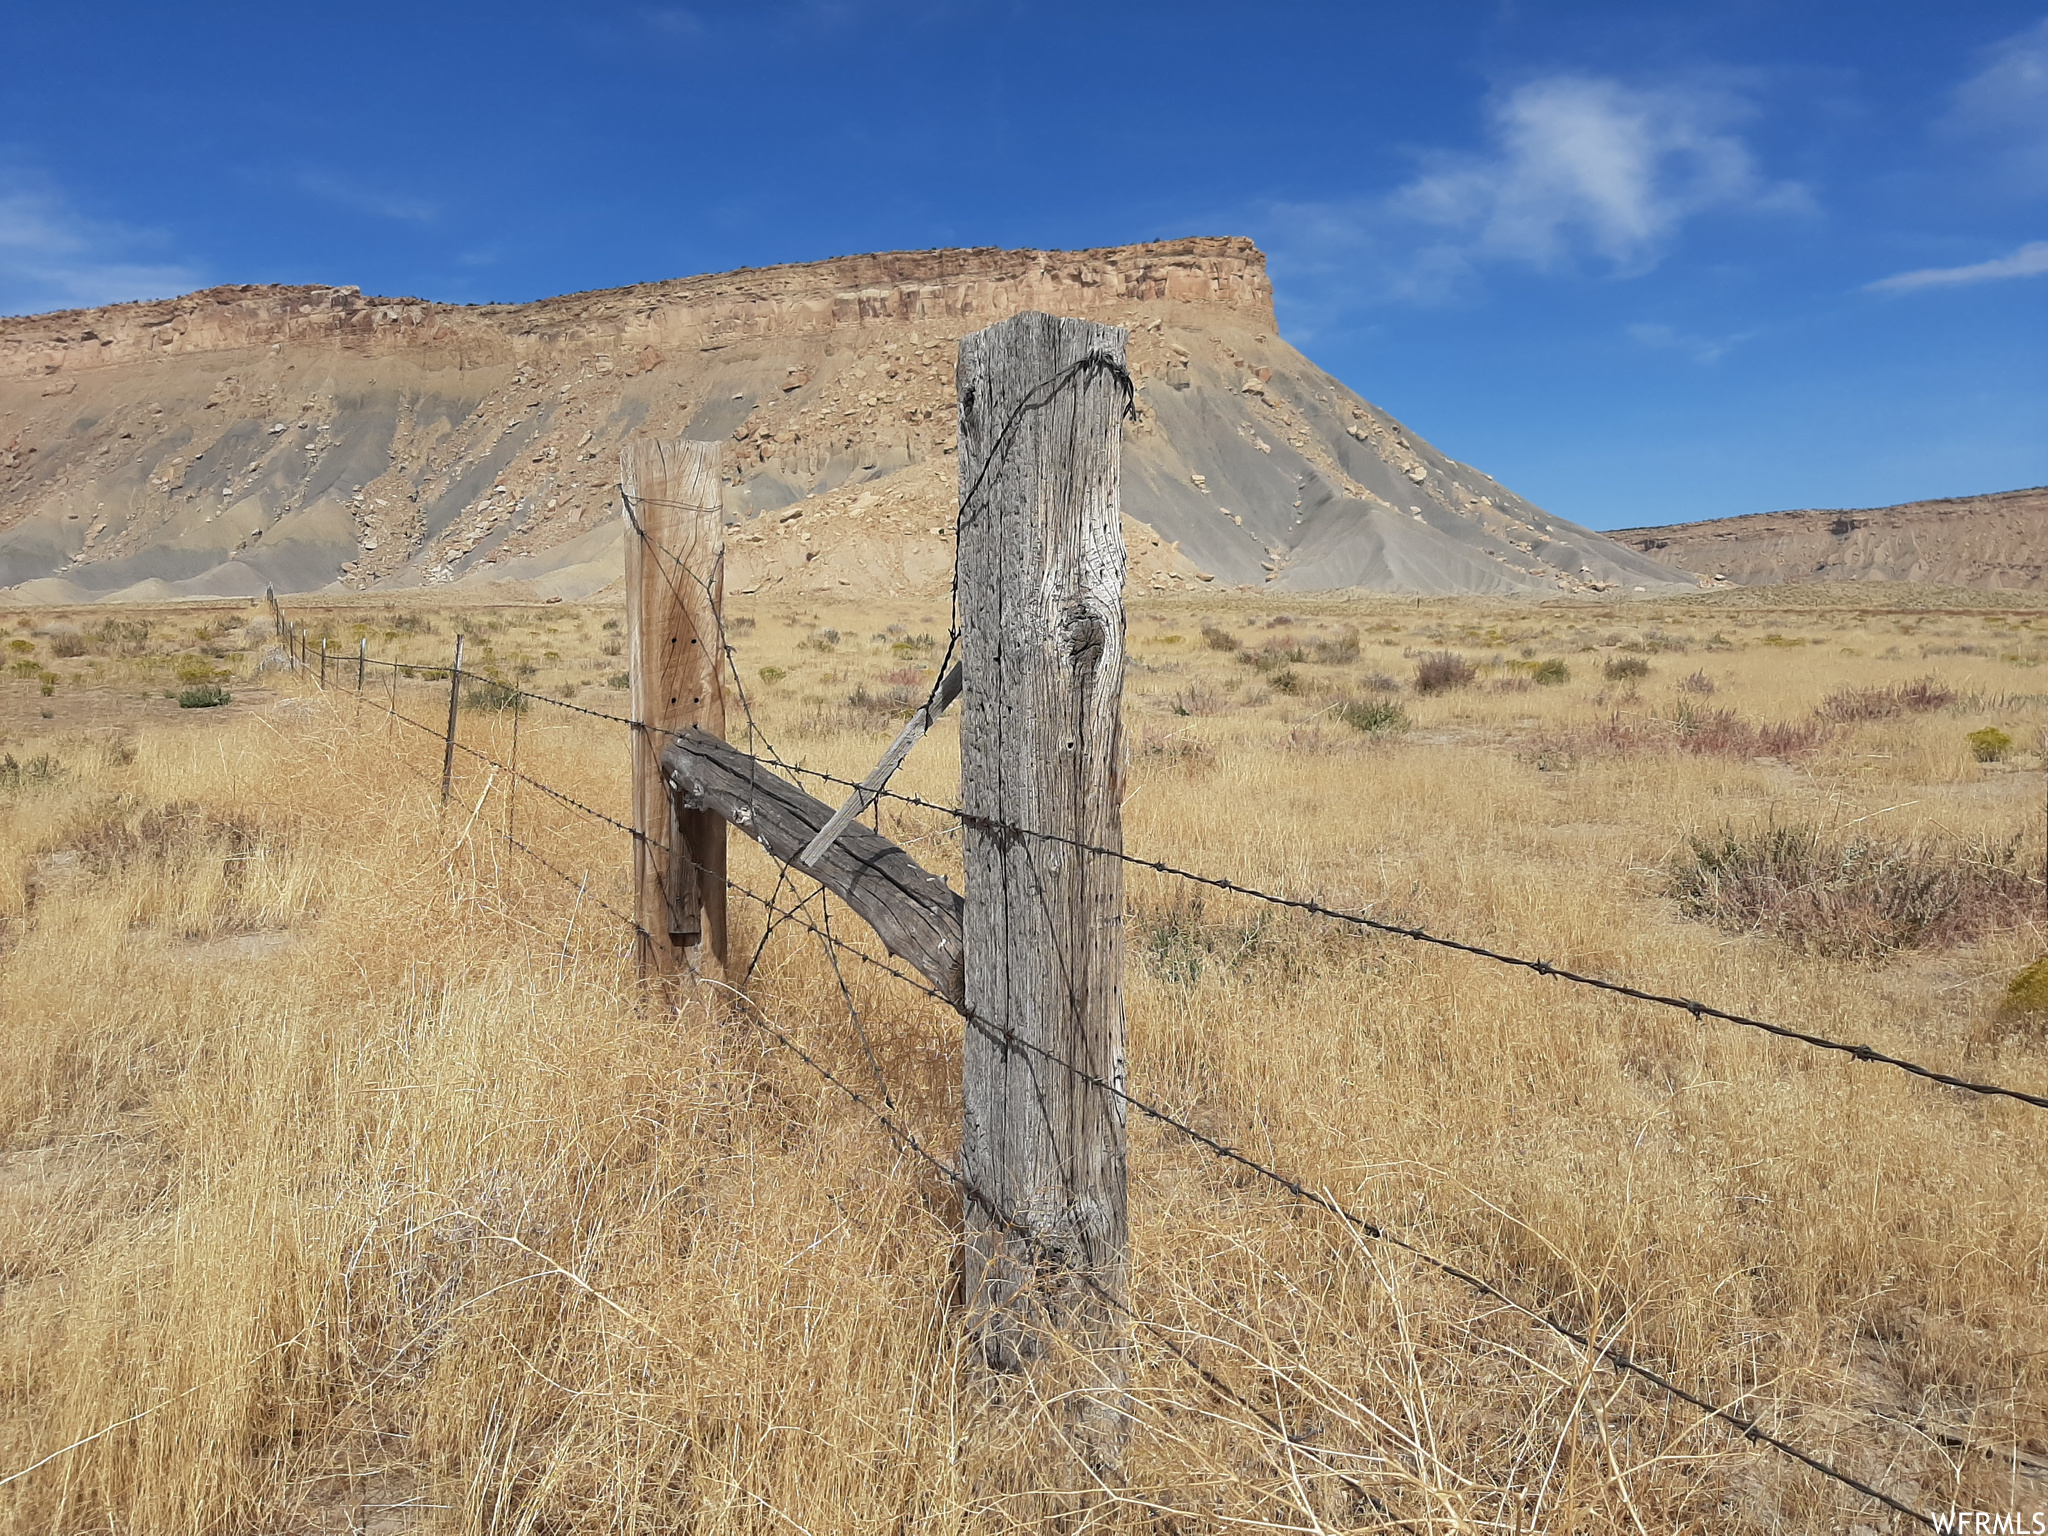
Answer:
[
  {"left": 319, "top": 637, "right": 327, "bottom": 689},
  {"left": 357, "top": 637, "right": 367, "bottom": 692},
  {"left": 440, "top": 634, "right": 465, "bottom": 805},
  {"left": 620, "top": 436, "right": 728, "bottom": 983},
  {"left": 956, "top": 312, "right": 1130, "bottom": 1445}
]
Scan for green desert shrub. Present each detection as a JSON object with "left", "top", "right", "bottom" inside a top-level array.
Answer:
[
  {"left": 1531, "top": 658, "right": 1570, "bottom": 685},
  {"left": 1968, "top": 726, "right": 2013, "bottom": 763},
  {"left": 1603, "top": 656, "right": 1651, "bottom": 681},
  {"left": 2004, "top": 957, "right": 2048, "bottom": 1019},
  {"left": 462, "top": 677, "right": 525, "bottom": 712},
  {"left": 176, "top": 683, "right": 231, "bottom": 709},
  {"left": 1199, "top": 624, "right": 1240, "bottom": 652},
  {"left": 1336, "top": 698, "right": 1408, "bottom": 734}
]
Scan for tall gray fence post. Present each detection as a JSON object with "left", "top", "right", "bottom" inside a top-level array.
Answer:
[{"left": 956, "top": 311, "right": 1131, "bottom": 1459}]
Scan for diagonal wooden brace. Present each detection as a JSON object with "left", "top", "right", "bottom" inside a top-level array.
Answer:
[
  {"left": 799, "top": 662, "right": 963, "bottom": 871},
  {"left": 663, "top": 726, "right": 965, "bottom": 1010}
]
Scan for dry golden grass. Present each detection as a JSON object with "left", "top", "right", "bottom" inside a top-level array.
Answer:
[{"left": 1, "top": 589, "right": 2046, "bottom": 1532}]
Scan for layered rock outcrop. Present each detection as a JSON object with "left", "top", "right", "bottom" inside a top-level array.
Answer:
[
  {"left": 1614, "top": 486, "right": 2048, "bottom": 592},
  {"left": 0, "top": 238, "right": 1687, "bottom": 602}
]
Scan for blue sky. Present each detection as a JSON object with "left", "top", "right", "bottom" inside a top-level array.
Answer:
[{"left": 2, "top": 2, "right": 2042, "bottom": 529}]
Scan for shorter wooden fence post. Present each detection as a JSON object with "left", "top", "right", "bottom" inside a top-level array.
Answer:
[
  {"left": 441, "top": 635, "right": 465, "bottom": 805},
  {"left": 319, "top": 638, "right": 327, "bottom": 689},
  {"left": 620, "top": 435, "right": 728, "bottom": 983},
  {"left": 357, "top": 637, "right": 367, "bottom": 692}
]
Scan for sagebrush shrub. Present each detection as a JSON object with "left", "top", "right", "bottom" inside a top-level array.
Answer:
[
  {"left": 1668, "top": 820, "right": 2035, "bottom": 957},
  {"left": 1413, "top": 651, "right": 1474, "bottom": 694},
  {"left": 462, "top": 677, "right": 525, "bottom": 713}
]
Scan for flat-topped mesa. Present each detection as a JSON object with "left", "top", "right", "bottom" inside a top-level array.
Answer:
[
  {"left": 3, "top": 237, "right": 1274, "bottom": 379},
  {"left": 0, "top": 235, "right": 1689, "bottom": 604}
]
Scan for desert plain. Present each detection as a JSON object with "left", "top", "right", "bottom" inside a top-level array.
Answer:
[{"left": 0, "top": 582, "right": 2044, "bottom": 1533}]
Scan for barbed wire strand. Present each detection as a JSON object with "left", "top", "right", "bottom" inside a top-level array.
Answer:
[
  {"left": 778, "top": 761, "right": 2048, "bottom": 1115},
  {"left": 359, "top": 643, "right": 2048, "bottom": 1115},
  {"left": 302, "top": 615, "right": 1937, "bottom": 1525},
  {"left": 713, "top": 867, "right": 1936, "bottom": 1529},
  {"left": 339, "top": 642, "right": 2048, "bottom": 1116}
]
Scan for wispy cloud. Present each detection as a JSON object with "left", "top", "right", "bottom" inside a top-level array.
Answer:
[
  {"left": 297, "top": 172, "right": 437, "bottom": 224},
  {"left": 0, "top": 171, "right": 201, "bottom": 317},
  {"left": 1627, "top": 320, "right": 1758, "bottom": 363},
  {"left": 1943, "top": 17, "right": 2048, "bottom": 193},
  {"left": 640, "top": 7, "right": 703, "bottom": 39},
  {"left": 1866, "top": 239, "right": 2048, "bottom": 294}
]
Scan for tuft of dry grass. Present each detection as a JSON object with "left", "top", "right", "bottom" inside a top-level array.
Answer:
[{"left": 1815, "top": 676, "right": 1957, "bottom": 722}]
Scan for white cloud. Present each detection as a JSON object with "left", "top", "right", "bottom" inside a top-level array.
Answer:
[
  {"left": 1944, "top": 17, "right": 2048, "bottom": 192},
  {"left": 1866, "top": 239, "right": 2048, "bottom": 293},
  {"left": 0, "top": 173, "right": 201, "bottom": 317},
  {"left": 1262, "top": 73, "right": 1806, "bottom": 318},
  {"left": 1390, "top": 76, "right": 1806, "bottom": 276}
]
